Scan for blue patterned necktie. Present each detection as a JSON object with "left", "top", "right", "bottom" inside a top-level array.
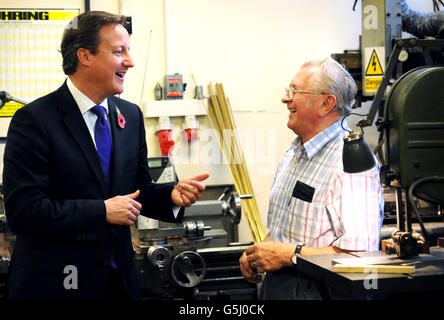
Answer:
[
  {"left": 91, "top": 106, "right": 112, "bottom": 187},
  {"left": 91, "top": 105, "right": 116, "bottom": 269}
]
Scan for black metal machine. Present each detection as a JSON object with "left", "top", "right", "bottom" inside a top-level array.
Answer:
[
  {"left": 0, "top": 184, "right": 13, "bottom": 300},
  {"left": 132, "top": 185, "right": 257, "bottom": 300},
  {"left": 0, "top": 136, "right": 12, "bottom": 300},
  {"left": 362, "top": 39, "right": 444, "bottom": 258},
  {"left": 333, "top": 0, "right": 444, "bottom": 258},
  {"left": 132, "top": 157, "right": 257, "bottom": 300}
]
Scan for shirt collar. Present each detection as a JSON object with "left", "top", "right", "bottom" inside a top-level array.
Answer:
[
  {"left": 66, "top": 77, "right": 109, "bottom": 115},
  {"left": 291, "top": 119, "right": 349, "bottom": 160}
]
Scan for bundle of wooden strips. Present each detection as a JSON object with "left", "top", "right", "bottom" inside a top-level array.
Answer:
[{"left": 192, "top": 75, "right": 265, "bottom": 242}]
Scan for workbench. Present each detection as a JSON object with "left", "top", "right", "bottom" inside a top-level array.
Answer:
[{"left": 296, "top": 251, "right": 444, "bottom": 299}]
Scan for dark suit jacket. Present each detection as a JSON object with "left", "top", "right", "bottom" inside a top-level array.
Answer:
[{"left": 2, "top": 82, "right": 184, "bottom": 300}]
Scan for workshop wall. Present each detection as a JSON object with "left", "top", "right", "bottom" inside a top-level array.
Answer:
[
  {"left": 157, "top": 0, "right": 433, "bottom": 243},
  {"left": 148, "top": 0, "right": 365, "bottom": 243},
  {"left": 0, "top": 0, "right": 435, "bottom": 243}
]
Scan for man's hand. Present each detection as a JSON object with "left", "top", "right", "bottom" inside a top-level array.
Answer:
[
  {"left": 243, "top": 241, "right": 295, "bottom": 274},
  {"left": 105, "top": 190, "right": 142, "bottom": 226},
  {"left": 171, "top": 173, "right": 210, "bottom": 207},
  {"left": 239, "top": 250, "right": 263, "bottom": 284}
]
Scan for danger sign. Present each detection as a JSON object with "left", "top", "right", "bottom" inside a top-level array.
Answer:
[
  {"left": 365, "top": 50, "right": 383, "bottom": 76},
  {"left": 363, "top": 47, "right": 385, "bottom": 93}
]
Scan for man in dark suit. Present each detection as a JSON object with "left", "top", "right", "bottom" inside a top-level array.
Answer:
[{"left": 2, "top": 11, "right": 209, "bottom": 300}]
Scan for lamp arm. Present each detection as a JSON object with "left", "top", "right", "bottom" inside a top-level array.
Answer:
[
  {"left": 358, "top": 43, "right": 403, "bottom": 129},
  {"left": 359, "top": 38, "right": 444, "bottom": 129}
]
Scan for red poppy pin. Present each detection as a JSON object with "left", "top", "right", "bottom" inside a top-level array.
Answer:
[{"left": 116, "top": 106, "right": 126, "bottom": 129}]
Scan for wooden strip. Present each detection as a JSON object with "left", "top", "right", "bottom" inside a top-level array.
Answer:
[
  {"left": 333, "top": 264, "right": 415, "bottom": 274},
  {"left": 217, "top": 84, "right": 265, "bottom": 241},
  {"left": 191, "top": 76, "right": 265, "bottom": 242}
]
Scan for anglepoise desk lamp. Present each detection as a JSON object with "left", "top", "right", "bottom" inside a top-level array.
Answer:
[{"left": 342, "top": 38, "right": 444, "bottom": 258}]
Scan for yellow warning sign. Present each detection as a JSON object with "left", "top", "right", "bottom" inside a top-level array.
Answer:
[
  {"left": 365, "top": 50, "right": 383, "bottom": 76},
  {"left": 365, "top": 77, "right": 382, "bottom": 92}
]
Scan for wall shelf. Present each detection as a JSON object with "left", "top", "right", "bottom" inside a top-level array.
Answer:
[{"left": 144, "top": 99, "right": 208, "bottom": 118}]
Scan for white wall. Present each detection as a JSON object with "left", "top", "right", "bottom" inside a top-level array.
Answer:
[
  {"left": 160, "top": 0, "right": 363, "bottom": 242},
  {"left": 166, "top": 0, "right": 363, "bottom": 112},
  {"left": 0, "top": 0, "right": 436, "bottom": 243},
  {"left": 159, "top": 0, "right": 434, "bottom": 242}
]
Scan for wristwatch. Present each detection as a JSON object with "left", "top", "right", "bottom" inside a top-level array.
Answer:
[{"left": 291, "top": 244, "right": 303, "bottom": 265}]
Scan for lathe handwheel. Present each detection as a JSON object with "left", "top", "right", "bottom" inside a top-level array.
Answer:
[{"left": 171, "top": 251, "right": 206, "bottom": 288}]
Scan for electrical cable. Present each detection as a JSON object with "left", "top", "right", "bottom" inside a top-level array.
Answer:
[
  {"left": 340, "top": 112, "right": 368, "bottom": 133},
  {"left": 139, "top": 30, "right": 153, "bottom": 106},
  {"left": 352, "top": 0, "right": 358, "bottom": 12},
  {"left": 407, "top": 176, "right": 444, "bottom": 245}
]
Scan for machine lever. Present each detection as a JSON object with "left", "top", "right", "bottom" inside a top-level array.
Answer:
[{"left": 178, "top": 256, "right": 200, "bottom": 284}]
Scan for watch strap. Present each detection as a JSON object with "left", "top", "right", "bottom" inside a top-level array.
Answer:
[
  {"left": 291, "top": 244, "right": 303, "bottom": 265},
  {"left": 295, "top": 244, "right": 303, "bottom": 255}
]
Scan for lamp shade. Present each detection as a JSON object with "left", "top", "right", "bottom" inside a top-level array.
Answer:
[{"left": 342, "top": 132, "right": 375, "bottom": 173}]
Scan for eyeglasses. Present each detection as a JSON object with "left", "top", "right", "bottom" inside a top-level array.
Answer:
[{"left": 284, "top": 87, "right": 326, "bottom": 99}]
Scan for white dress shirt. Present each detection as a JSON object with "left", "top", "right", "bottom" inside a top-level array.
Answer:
[{"left": 66, "top": 77, "right": 110, "bottom": 149}]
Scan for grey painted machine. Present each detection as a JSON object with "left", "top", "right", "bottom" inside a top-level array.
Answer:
[
  {"left": 333, "top": 1, "right": 444, "bottom": 258},
  {"left": 132, "top": 158, "right": 257, "bottom": 300}
]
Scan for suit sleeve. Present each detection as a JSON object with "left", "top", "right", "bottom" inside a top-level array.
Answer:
[
  {"left": 2, "top": 107, "right": 107, "bottom": 239},
  {"left": 133, "top": 106, "right": 184, "bottom": 223}
]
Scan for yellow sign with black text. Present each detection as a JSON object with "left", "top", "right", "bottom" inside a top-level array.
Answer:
[
  {"left": 0, "top": 10, "right": 78, "bottom": 22},
  {"left": 365, "top": 77, "right": 382, "bottom": 92},
  {"left": 0, "top": 9, "right": 80, "bottom": 117},
  {"left": 363, "top": 47, "right": 385, "bottom": 94},
  {"left": 365, "top": 50, "right": 383, "bottom": 76}
]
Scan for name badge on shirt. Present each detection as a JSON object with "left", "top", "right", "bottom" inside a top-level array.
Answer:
[{"left": 291, "top": 180, "right": 315, "bottom": 203}]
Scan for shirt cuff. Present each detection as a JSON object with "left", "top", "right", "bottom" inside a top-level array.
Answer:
[{"left": 172, "top": 205, "right": 181, "bottom": 218}]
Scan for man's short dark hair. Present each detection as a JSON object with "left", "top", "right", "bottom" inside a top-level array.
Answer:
[{"left": 61, "top": 11, "right": 125, "bottom": 75}]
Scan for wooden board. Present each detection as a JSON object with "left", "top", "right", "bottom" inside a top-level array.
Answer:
[{"left": 333, "top": 264, "right": 415, "bottom": 274}]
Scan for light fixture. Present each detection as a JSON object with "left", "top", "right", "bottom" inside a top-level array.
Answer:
[
  {"left": 340, "top": 112, "right": 375, "bottom": 174},
  {"left": 342, "top": 130, "right": 375, "bottom": 173},
  {"left": 338, "top": 38, "right": 444, "bottom": 258}
]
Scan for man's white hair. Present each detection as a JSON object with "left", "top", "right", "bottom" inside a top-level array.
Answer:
[{"left": 301, "top": 57, "right": 357, "bottom": 116}]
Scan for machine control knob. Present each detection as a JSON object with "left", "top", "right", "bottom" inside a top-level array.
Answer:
[
  {"left": 147, "top": 245, "right": 171, "bottom": 268},
  {"left": 183, "top": 220, "right": 209, "bottom": 237},
  {"left": 171, "top": 251, "right": 206, "bottom": 288}
]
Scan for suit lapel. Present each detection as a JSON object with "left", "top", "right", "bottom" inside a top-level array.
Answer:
[
  {"left": 56, "top": 82, "right": 109, "bottom": 196},
  {"left": 108, "top": 98, "right": 125, "bottom": 195}
]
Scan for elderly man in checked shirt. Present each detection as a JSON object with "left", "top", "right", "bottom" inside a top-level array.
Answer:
[{"left": 239, "top": 57, "right": 384, "bottom": 300}]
